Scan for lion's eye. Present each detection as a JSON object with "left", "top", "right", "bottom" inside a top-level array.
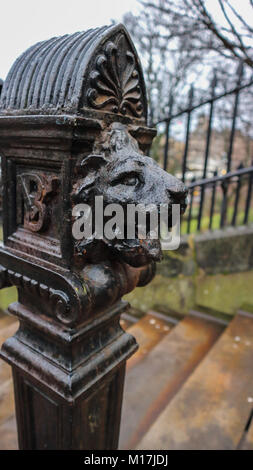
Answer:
[
  {"left": 113, "top": 173, "right": 141, "bottom": 186},
  {"left": 123, "top": 175, "right": 139, "bottom": 186}
]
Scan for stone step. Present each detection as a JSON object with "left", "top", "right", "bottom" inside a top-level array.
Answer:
[
  {"left": 0, "top": 317, "right": 19, "bottom": 384},
  {"left": 0, "top": 313, "right": 19, "bottom": 449},
  {"left": 126, "top": 312, "right": 174, "bottom": 371},
  {"left": 119, "top": 312, "right": 224, "bottom": 449},
  {"left": 189, "top": 307, "right": 230, "bottom": 326},
  {"left": 0, "top": 311, "right": 17, "bottom": 332},
  {"left": 120, "top": 311, "right": 139, "bottom": 330},
  {"left": 238, "top": 412, "right": 253, "bottom": 450},
  {"left": 137, "top": 311, "right": 253, "bottom": 450},
  {"left": 0, "top": 415, "right": 18, "bottom": 450},
  {"left": 0, "top": 379, "right": 15, "bottom": 425}
]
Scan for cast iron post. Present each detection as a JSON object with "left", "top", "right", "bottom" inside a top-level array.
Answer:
[{"left": 0, "top": 24, "right": 187, "bottom": 450}]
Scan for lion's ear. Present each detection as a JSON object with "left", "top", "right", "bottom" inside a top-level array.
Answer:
[
  {"left": 73, "top": 174, "right": 96, "bottom": 203},
  {"left": 80, "top": 154, "right": 107, "bottom": 176}
]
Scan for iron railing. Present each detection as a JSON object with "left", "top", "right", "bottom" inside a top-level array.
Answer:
[
  {"left": 186, "top": 165, "right": 253, "bottom": 234},
  {"left": 156, "top": 62, "right": 253, "bottom": 233}
]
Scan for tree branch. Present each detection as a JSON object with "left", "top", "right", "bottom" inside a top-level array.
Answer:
[{"left": 193, "top": 0, "right": 253, "bottom": 67}]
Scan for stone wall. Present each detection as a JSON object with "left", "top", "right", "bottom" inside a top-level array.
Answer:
[
  {"left": 124, "top": 225, "right": 253, "bottom": 316},
  {"left": 1, "top": 226, "right": 252, "bottom": 317}
]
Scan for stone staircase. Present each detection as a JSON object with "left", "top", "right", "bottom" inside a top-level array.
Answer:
[
  {"left": 0, "top": 312, "right": 18, "bottom": 450},
  {"left": 0, "top": 307, "right": 253, "bottom": 450},
  {"left": 119, "top": 307, "right": 253, "bottom": 450}
]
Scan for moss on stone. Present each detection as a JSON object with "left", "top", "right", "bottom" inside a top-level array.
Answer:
[
  {"left": 124, "top": 273, "right": 195, "bottom": 314},
  {"left": 125, "top": 227, "right": 253, "bottom": 317},
  {"left": 0, "top": 286, "right": 18, "bottom": 310},
  {"left": 0, "top": 227, "right": 252, "bottom": 319},
  {"left": 196, "top": 270, "right": 253, "bottom": 315}
]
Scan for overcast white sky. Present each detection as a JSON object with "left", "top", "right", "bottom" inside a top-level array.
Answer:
[
  {"left": 0, "top": 0, "right": 139, "bottom": 79},
  {"left": 0, "top": 0, "right": 252, "bottom": 80}
]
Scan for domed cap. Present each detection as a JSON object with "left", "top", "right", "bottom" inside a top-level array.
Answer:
[{"left": 0, "top": 24, "right": 147, "bottom": 122}]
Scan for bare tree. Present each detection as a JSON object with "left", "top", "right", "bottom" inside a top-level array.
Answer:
[
  {"left": 142, "top": 0, "right": 253, "bottom": 67},
  {"left": 123, "top": 1, "right": 253, "bottom": 123},
  {"left": 123, "top": 8, "right": 205, "bottom": 123}
]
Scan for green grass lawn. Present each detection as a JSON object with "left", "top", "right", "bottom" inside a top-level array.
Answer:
[
  {"left": 0, "top": 208, "right": 252, "bottom": 311},
  {"left": 0, "top": 224, "right": 16, "bottom": 310},
  {"left": 181, "top": 208, "right": 253, "bottom": 234}
]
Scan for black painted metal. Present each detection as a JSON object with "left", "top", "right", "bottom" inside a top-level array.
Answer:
[
  {"left": 231, "top": 174, "right": 242, "bottom": 226},
  {"left": 0, "top": 24, "right": 187, "bottom": 450},
  {"left": 156, "top": 77, "right": 253, "bottom": 126},
  {"left": 220, "top": 180, "right": 229, "bottom": 228},
  {"left": 197, "top": 74, "right": 217, "bottom": 231},
  {"left": 163, "top": 95, "right": 173, "bottom": 171},
  {"left": 244, "top": 171, "right": 253, "bottom": 225},
  {"left": 182, "top": 86, "right": 194, "bottom": 183},
  {"left": 187, "top": 166, "right": 253, "bottom": 189},
  {"left": 0, "top": 26, "right": 147, "bottom": 119},
  {"left": 226, "top": 63, "right": 244, "bottom": 173},
  {"left": 218, "top": 63, "right": 244, "bottom": 228},
  {"left": 203, "top": 75, "right": 217, "bottom": 180},
  {"left": 209, "top": 170, "right": 218, "bottom": 230},
  {"left": 187, "top": 188, "right": 194, "bottom": 234},
  {"left": 197, "top": 186, "right": 205, "bottom": 232},
  {"left": 186, "top": 166, "right": 253, "bottom": 233},
  {"left": 159, "top": 62, "right": 252, "bottom": 233}
]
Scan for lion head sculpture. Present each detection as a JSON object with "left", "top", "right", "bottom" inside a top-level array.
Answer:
[{"left": 73, "top": 123, "right": 187, "bottom": 268}]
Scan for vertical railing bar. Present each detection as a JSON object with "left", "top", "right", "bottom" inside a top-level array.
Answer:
[
  {"left": 209, "top": 169, "right": 218, "bottom": 230},
  {"left": 231, "top": 175, "right": 241, "bottom": 226},
  {"left": 197, "top": 186, "right": 205, "bottom": 232},
  {"left": 226, "top": 62, "right": 244, "bottom": 173},
  {"left": 163, "top": 96, "right": 173, "bottom": 171},
  {"left": 0, "top": 79, "right": 3, "bottom": 97},
  {"left": 243, "top": 172, "right": 253, "bottom": 224},
  {"left": 197, "top": 74, "right": 217, "bottom": 232},
  {"left": 220, "top": 179, "right": 230, "bottom": 228},
  {"left": 203, "top": 74, "right": 217, "bottom": 179},
  {"left": 163, "top": 121, "right": 170, "bottom": 170},
  {"left": 187, "top": 187, "right": 194, "bottom": 234},
  {"left": 209, "top": 186, "right": 216, "bottom": 230},
  {"left": 221, "top": 63, "right": 242, "bottom": 228},
  {"left": 182, "top": 85, "right": 194, "bottom": 182}
]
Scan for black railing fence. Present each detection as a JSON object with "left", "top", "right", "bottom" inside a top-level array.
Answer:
[
  {"left": 187, "top": 165, "right": 253, "bottom": 234},
  {"left": 0, "top": 67, "right": 252, "bottom": 234},
  {"left": 155, "top": 63, "right": 253, "bottom": 234}
]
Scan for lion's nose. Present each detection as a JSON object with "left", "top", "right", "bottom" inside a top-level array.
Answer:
[{"left": 167, "top": 184, "right": 188, "bottom": 202}]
